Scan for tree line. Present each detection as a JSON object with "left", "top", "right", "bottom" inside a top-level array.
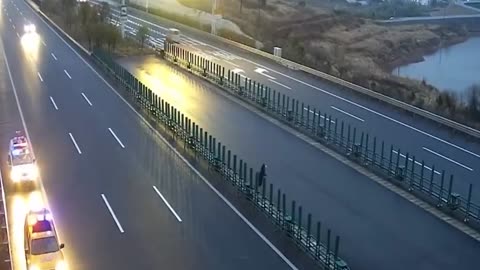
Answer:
[{"left": 40, "top": 0, "right": 150, "bottom": 52}]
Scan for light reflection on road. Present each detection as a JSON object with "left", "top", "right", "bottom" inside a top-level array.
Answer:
[{"left": 10, "top": 190, "right": 46, "bottom": 270}]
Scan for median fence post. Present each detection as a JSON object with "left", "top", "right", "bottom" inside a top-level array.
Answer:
[
  {"left": 316, "top": 222, "right": 321, "bottom": 258},
  {"left": 297, "top": 206, "right": 303, "bottom": 243},
  {"left": 420, "top": 161, "right": 425, "bottom": 191},
  {"left": 276, "top": 189, "right": 281, "bottom": 224},
  {"left": 438, "top": 171, "right": 445, "bottom": 206},
  {"left": 465, "top": 184, "right": 473, "bottom": 222},
  {"left": 388, "top": 145, "right": 393, "bottom": 176},
  {"left": 409, "top": 156, "right": 416, "bottom": 190},
  {"left": 326, "top": 229, "right": 331, "bottom": 267}
]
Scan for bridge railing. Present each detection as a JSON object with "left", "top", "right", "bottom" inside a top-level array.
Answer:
[
  {"left": 163, "top": 42, "right": 480, "bottom": 230},
  {"left": 91, "top": 48, "right": 350, "bottom": 270}
]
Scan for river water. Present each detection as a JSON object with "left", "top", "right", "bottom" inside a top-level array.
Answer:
[{"left": 394, "top": 37, "right": 480, "bottom": 95}]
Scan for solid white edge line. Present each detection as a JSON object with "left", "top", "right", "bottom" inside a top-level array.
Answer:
[
  {"left": 68, "top": 132, "right": 82, "bottom": 154},
  {"left": 63, "top": 69, "right": 71, "bottom": 79},
  {"left": 268, "top": 79, "right": 292, "bottom": 90},
  {"left": 37, "top": 72, "right": 43, "bottom": 82},
  {"left": 81, "top": 92, "right": 93, "bottom": 106},
  {"left": 422, "top": 147, "right": 473, "bottom": 171},
  {"left": 152, "top": 186, "right": 182, "bottom": 222},
  {"left": 51, "top": 52, "right": 57, "bottom": 60},
  {"left": 49, "top": 96, "right": 58, "bottom": 110},
  {"left": 101, "top": 194, "right": 125, "bottom": 233},
  {"left": 28, "top": 4, "right": 298, "bottom": 267},
  {"left": 0, "top": 169, "right": 13, "bottom": 269},
  {"left": 108, "top": 128, "right": 125, "bottom": 149},
  {"left": 45, "top": 15, "right": 298, "bottom": 270},
  {"left": 3, "top": 40, "right": 70, "bottom": 265},
  {"left": 391, "top": 150, "right": 441, "bottom": 175},
  {"left": 331, "top": 106, "right": 365, "bottom": 122}
]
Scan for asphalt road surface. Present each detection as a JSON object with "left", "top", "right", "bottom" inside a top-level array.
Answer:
[
  {"left": 101, "top": 1, "right": 480, "bottom": 203},
  {"left": 0, "top": 1, "right": 300, "bottom": 269},
  {"left": 117, "top": 54, "right": 480, "bottom": 270}
]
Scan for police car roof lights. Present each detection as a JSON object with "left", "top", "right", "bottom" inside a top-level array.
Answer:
[
  {"left": 27, "top": 208, "right": 53, "bottom": 226},
  {"left": 10, "top": 132, "right": 31, "bottom": 156},
  {"left": 32, "top": 220, "right": 52, "bottom": 233}
]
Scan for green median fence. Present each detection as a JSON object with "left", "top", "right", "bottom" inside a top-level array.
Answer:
[
  {"left": 162, "top": 42, "right": 480, "bottom": 230},
  {"left": 91, "top": 48, "right": 350, "bottom": 270}
]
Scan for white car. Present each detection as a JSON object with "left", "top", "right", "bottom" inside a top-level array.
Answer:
[
  {"left": 7, "top": 132, "right": 38, "bottom": 188},
  {"left": 24, "top": 208, "right": 66, "bottom": 270},
  {"left": 24, "top": 23, "right": 36, "bottom": 34},
  {"left": 166, "top": 28, "right": 180, "bottom": 44}
]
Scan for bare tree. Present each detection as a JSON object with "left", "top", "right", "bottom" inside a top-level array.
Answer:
[
  {"left": 136, "top": 25, "right": 149, "bottom": 48},
  {"left": 99, "top": 2, "right": 111, "bottom": 23},
  {"left": 105, "top": 25, "right": 120, "bottom": 51},
  {"left": 79, "top": 2, "right": 93, "bottom": 26},
  {"left": 467, "top": 84, "right": 480, "bottom": 118},
  {"left": 62, "top": 0, "right": 76, "bottom": 29}
]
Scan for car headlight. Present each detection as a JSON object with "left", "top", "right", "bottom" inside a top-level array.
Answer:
[
  {"left": 10, "top": 169, "right": 21, "bottom": 182},
  {"left": 28, "top": 165, "right": 39, "bottom": 179},
  {"left": 29, "top": 265, "right": 40, "bottom": 270},
  {"left": 56, "top": 260, "right": 67, "bottom": 270}
]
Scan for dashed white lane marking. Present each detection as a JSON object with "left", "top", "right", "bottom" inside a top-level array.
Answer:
[
  {"left": 101, "top": 194, "right": 125, "bottom": 233},
  {"left": 81, "top": 92, "right": 93, "bottom": 106},
  {"left": 49, "top": 96, "right": 58, "bottom": 110},
  {"left": 152, "top": 186, "right": 182, "bottom": 222},
  {"left": 331, "top": 106, "right": 364, "bottom": 122},
  {"left": 108, "top": 128, "right": 125, "bottom": 149},
  {"left": 64, "top": 69, "right": 71, "bottom": 79},
  {"left": 68, "top": 132, "right": 82, "bottom": 154},
  {"left": 423, "top": 147, "right": 473, "bottom": 172},
  {"left": 269, "top": 79, "right": 292, "bottom": 90}
]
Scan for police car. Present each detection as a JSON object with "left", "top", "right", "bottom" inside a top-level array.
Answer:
[
  {"left": 7, "top": 132, "right": 38, "bottom": 187},
  {"left": 24, "top": 208, "right": 66, "bottom": 270}
]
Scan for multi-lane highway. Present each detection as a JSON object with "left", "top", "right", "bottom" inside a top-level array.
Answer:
[
  {"left": 103, "top": 2, "right": 480, "bottom": 202},
  {"left": 117, "top": 54, "right": 480, "bottom": 270},
  {"left": 0, "top": 0, "right": 307, "bottom": 269}
]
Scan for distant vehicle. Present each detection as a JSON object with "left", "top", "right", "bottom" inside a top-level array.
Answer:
[
  {"left": 24, "top": 208, "right": 66, "bottom": 270},
  {"left": 24, "top": 23, "right": 36, "bottom": 34},
  {"left": 7, "top": 132, "right": 38, "bottom": 188},
  {"left": 166, "top": 28, "right": 180, "bottom": 44}
]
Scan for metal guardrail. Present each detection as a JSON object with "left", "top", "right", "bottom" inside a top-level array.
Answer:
[
  {"left": 91, "top": 48, "right": 350, "bottom": 270},
  {"left": 0, "top": 174, "right": 12, "bottom": 270},
  {"left": 124, "top": 4, "right": 480, "bottom": 139},
  {"left": 206, "top": 34, "right": 480, "bottom": 140},
  {"left": 163, "top": 43, "right": 480, "bottom": 231}
]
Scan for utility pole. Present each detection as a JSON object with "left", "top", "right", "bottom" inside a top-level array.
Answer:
[
  {"left": 120, "top": 0, "right": 127, "bottom": 39},
  {"left": 146, "top": 0, "right": 149, "bottom": 13}
]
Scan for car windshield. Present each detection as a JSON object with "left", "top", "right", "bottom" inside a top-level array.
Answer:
[
  {"left": 31, "top": 236, "right": 59, "bottom": 255},
  {"left": 12, "top": 152, "right": 34, "bottom": 165}
]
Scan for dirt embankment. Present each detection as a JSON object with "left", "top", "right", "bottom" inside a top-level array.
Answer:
[{"left": 213, "top": 0, "right": 476, "bottom": 124}]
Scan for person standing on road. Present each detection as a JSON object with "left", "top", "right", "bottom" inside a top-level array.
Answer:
[{"left": 259, "top": 163, "right": 267, "bottom": 186}]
